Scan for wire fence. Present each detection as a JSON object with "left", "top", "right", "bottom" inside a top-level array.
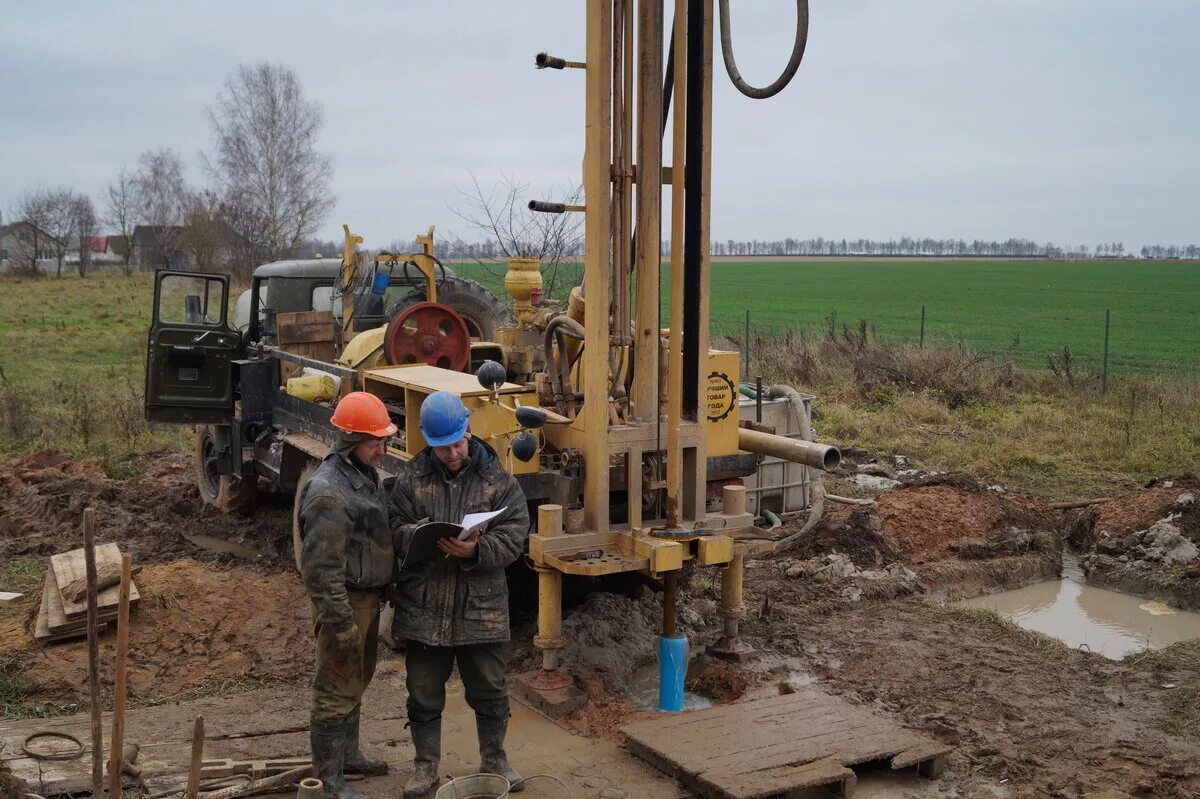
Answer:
[{"left": 713, "top": 306, "right": 1200, "bottom": 386}]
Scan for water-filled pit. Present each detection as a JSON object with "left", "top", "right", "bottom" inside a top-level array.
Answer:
[{"left": 959, "top": 556, "right": 1200, "bottom": 658}]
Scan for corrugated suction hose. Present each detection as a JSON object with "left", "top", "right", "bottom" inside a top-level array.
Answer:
[{"left": 718, "top": 0, "right": 809, "bottom": 99}]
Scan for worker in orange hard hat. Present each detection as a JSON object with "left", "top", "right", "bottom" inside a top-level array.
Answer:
[{"left": 298, "top": 391, "right": 397, "bottom": 799}]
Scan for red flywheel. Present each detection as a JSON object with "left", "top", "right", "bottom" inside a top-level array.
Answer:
[{"left": 383, "top": 302, "right": 471, "bottom": 371}]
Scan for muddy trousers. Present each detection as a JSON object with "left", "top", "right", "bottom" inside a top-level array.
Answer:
[
  {"left": 403, "top": 641, "right": 509, "bottom": 725},
  {"left": 311, "top": 589, "right": 381, "bottom": 724}
]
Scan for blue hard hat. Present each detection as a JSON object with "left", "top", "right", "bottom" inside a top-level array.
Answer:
[{"left": 419, "top": 391, "right": 470, "bottom": 447}]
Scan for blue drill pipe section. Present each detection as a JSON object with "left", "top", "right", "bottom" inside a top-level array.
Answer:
[{"left": 658, "top": 634, "right": 688, "bottom": 712}]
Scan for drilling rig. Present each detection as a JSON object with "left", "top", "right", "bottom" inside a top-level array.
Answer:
[{"left": 143, "top": 0, "right": 822, "bottom": 712}]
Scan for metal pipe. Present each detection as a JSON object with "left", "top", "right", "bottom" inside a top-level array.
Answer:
[
  {"left": 738, "top": 427, "right": 841, "bottom": 471},
  {"left": 662, "top": 570, "right": 679, "bottom": 638},
  {"left": 528, "top": 201, "right": 585, "bottom": 214}
]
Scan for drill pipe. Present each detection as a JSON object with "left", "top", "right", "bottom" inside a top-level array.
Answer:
[{"left": 737, "top": 428, "right": 841, "bottom": 471}]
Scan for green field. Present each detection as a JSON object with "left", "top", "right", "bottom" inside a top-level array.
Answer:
[{"left": 454, "top": 259, "right": 1200, "bottom": 377}]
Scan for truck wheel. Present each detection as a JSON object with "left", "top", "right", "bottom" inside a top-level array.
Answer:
[
  {"left": 292, "top": 460, "right": 319, "bottom": 572},
  {"left": 389, "top": 275, "right": 513, "bottom": 341},
  {"left": 194, "top": 425, "right": 257, "bottom": 514}
]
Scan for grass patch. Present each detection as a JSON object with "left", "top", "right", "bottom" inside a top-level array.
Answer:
[
  {"left": 737, "top": 327, "right": 1200, "bottom": 499},
  {"left": 0, "top": 273, "right": 189, "bottom": 463},
  {"left": 0, "top": 656, "right": 33, "bottom": 720},
  {"left": 951, "top": 605, "right": 1073, "bottom": 656},
  {"left": 0, "top": 559, "right": 44, "bottom": 596},
  {"left": 453, "top": 258, "right": 1200, "bottom": 376}
]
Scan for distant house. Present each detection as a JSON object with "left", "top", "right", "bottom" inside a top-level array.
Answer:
[
  {"left": 0, "top": 221, "right": 60, "bottom": 274},
  {"left": 132, "top": 225, "right": 190, "bottom": 270},
  {"left": 108, "top": 235, "right": 130, "bottom": 261}
]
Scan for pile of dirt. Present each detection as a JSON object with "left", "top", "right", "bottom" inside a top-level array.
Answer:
[
  {"left": 0, "top": 451, "right": 291, "bottom": 566},
  {"left": 875, "top": 475, "right": 1054, "bottom": 562},
  {"left": 550, "top": 591, "right": 705, "bottom": 694},
  {"left": 1074, "top": 479, "right": 1200, "bottom": 611},
  {"left": 0, "top": 559, "right": 311, "bottom": 705}
]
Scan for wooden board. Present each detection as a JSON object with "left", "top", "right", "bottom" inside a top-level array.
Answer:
[
  {"left": 50, "top": 544, "right": 140, "bottom": 619},
  {"left": 35, "top": 572, "right": 109, "bottom": 642},
  {"left": 365, "top": 364, "right": 525, "bottom": 397},
  {"left": 277, "top": 310, "right": 336, "bottom": 345},
  {"left": 51, "top": 542, "right": 122, "bottom": 606},
  {"left": 0, "top": 591, "right": 22, "bottom": 607},
  {"left": 621, "top": 687, "right": 953, "bottom": 799}
]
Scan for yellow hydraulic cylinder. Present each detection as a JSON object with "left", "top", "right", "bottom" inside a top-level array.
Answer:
[{"left": 534, "top": 504, "right": 565, "bottom": 671}]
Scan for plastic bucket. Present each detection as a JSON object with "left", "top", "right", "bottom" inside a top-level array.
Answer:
[{"left": 433, "top": 773, "right": 511, "bottom": 799}]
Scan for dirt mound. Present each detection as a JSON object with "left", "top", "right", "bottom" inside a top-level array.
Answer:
[
  {"left": 0, "top": 451, "right": 291, "bottom": 566},
  {"left": 1077, "top": 484, "right": 1200, "bottom": 611},
  {"left": 549, "top": 591, "right": 706, "bottom": 694},
  {"left": 1088, "top": 478, "right": 1200, "bottom": 539},
  {"left": 786, "top": 505, "right": 899, "bottom": 568},
  {"left": 876, "top": 480, "right": 1053, "bottom": 561},
  {"left": 1, "top": 559, "right": 311, "bottom": 704}
]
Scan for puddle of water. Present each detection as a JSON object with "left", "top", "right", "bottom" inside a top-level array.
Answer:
[
  {"left": 183, "top": 533, "right": 261, "bottom": 560},
  {"left": 959, "top": 558, "right": 1200, "bottom": 659},
  {"left": 627, "top": 663, "right": 716, "bottom": 711}
]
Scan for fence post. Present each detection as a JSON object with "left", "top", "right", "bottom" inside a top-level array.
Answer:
[
  {"left": 744, "top": 309, "right": 751, "bottom": 380},
  {"left": 1102, "top": 309, "right": 1111, "bottom": 393},
  {"left": 919, "top": 305, "right": 926, "bottom": 349}
]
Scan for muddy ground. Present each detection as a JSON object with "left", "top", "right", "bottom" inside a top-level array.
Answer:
[{"left": 3, "top": 451, "right": 1200, "bottom": 798}]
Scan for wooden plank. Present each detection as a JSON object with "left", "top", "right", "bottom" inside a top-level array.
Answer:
[
  {"left": 45, "top": 569, "right": 120, "bottom": 633},
  {"left": 0, "top": 591, "right": 23, "bottom": 606},
  {"left": 52, "top": 543, "right": 121, "bottom": 605},
  {"left": 277, "top": 311, "right": 336, "bottom": 345},
  {"left": 35, "top": 572, "right": 109, "bottom": 642},
  {"left": 365, "top": 364, "right": 525, "bottom": 397},
  {"left": 52, "top": 544, "right": 141, "bottom": 619},
  {"left": 621, "top": 686, "right": 952, "bottom": 799}
]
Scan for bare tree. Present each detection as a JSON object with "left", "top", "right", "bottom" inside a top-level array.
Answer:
[
  {"left": 42, "top": 188, "right": 80, "bottom": 279},
  {"left": 205, "top": 62, "right": 334, "bottom": 268},
  {"left": 180, "top": 190, "right": 230, "bottom": 273},
  {"left": 132, "top": 148, "right": 188, "bottom": 269},
  {"left": 453, "top": 173, "right": 585, "bottom": 300},
  {"left": 7, "top": 190, "right": 55, "bottom": 276},
  {"left": 73, "top": 195, "right": 98, "bottom": 278},
  {"left": 105, "top": 169, "right": 138, "bottom": 276}
]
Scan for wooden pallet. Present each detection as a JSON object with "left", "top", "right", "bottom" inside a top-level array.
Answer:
[{"left": 621, "top": 686, "right": 952, "bottom": 798}]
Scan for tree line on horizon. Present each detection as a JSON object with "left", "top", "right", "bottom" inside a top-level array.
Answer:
[{"left": 292, "top": 235, "right": 1197, "bottom": 262}]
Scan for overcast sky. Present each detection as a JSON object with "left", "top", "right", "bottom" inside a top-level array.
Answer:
[{"left": 2, "top": 1, "right": 1197, "bottom": 250}]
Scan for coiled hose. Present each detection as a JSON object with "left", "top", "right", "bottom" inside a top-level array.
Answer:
[{"left": 718, "top": 0, "right": 809, "bottom": 99}]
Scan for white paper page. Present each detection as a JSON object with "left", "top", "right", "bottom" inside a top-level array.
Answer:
[{"left": 458, "top": 507, "right": 507, "bottom": 539}]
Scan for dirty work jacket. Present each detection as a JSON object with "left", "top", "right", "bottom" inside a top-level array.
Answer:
[
  {"left": 299, "top": 452, "right": 393, "bottom": 633},
  {"left": 388, "top": 439, "right": 530, "bottom": 647}
]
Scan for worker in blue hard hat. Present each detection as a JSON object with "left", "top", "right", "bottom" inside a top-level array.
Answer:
[{"left": 388, "top": 390, "right": 530, "bottom": 797}]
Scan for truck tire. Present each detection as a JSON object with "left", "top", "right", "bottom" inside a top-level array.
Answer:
[
  {"left": 194, "top": 425, "right": 257, "bottom": 514},
  {"left": 292, "top": 460, "right": 319, "bottom": 572},
  {"left": 389, "top": 275, "right": 512, "bottom": 341}
]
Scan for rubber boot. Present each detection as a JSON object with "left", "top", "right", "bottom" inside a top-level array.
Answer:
[
  {"left": 402, "top": 720, "right": 441, "bottom": 799},
  {"left": 310, "top": 719, "right": 367, "bottom": 799},
  {"left": 476, "top": 715, "right": 523, "bottom": 793},
  {"left": 343, "top": 706, "right": 389, "bottom": 776}
]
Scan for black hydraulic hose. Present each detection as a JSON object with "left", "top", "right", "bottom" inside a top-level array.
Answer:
[{"left": 718, "top": 0, "right": 808, "bottom": 99}]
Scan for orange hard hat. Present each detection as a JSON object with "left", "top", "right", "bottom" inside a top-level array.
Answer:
[{"left": 330, "top": 392, "right": 398, "bottom": 437}]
